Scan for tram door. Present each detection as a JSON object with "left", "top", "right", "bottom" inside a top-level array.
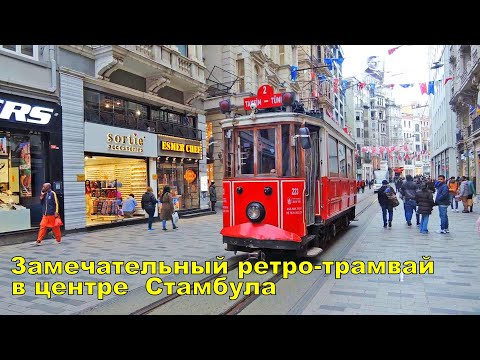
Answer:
[{"left": 304, "top": 131, "right": 319, "bottom": 226}]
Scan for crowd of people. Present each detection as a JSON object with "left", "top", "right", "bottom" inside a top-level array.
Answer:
[{"left": 377, "top": 174, "right": 476, "bottom": 234}]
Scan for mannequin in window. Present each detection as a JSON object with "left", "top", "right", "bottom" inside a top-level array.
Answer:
[{"left": 85, "top": 180, "right": 92, "bottom": 215}]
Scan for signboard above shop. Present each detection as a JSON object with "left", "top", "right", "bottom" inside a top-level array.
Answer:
[
  {"left": 157, "top": 134, "right": 203, "bottom": 160},
  {"left": 84, "top": 122, "right": 157, "bottom": 158},
  {"left": 243, "top": 85, "right": 283, "bottom": 111}
]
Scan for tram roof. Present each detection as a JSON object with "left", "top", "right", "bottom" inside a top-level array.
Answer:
[{"left": 220, "top": 111, "right": 354, "bottom": 145}]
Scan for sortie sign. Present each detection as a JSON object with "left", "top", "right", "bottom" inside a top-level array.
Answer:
[{"left": 243, "top": 85, "right": 282, "bottom": 111}]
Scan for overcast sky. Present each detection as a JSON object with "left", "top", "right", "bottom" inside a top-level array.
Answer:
[{"left": 341, "top": 45, "right": 433, "bottom": 106}]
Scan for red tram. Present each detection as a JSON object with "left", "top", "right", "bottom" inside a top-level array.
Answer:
[{"left": 220, "top": 95, "right": 357, "bottom": 258}]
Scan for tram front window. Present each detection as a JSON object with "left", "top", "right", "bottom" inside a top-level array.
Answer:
[
  {"left": 257, "top": 128, "right": 276, "bottom": 174},
  {"left": 239, "top": 130, "right": 254, "bottom": 175}
]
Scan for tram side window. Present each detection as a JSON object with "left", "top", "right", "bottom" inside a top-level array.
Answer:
[
  {"left": 224, "top": 130, "right": 233, "bottom": 178},
  {"left": 281, "top": 125, "right": 291, "bottom": 176},
  {"left": 338, "top": 142, "right": 346, "bottom": 177},
  {"left": 346, "top": 148, "right": 353, "bottom": 178},
  {"left": 257, "top": 128, "right": 276, "bottom": 174},
  {"left": 238, "top": 130, "right": 254, "bottom": 175},
  {"left": 328, "top": 135, "right": 339, "bottom": 177}
]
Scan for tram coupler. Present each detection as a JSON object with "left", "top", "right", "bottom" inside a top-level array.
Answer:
[{"left": 248, "top": 250, "right": 266, "bottom": 261}]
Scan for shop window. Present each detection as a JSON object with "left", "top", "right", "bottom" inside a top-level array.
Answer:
[
  {"left": 84, "top": 89, "right": 100, "bottom": 123},
  {"left": 238, "top": 130, "right": 254, "bottom": 175},
  {"left": 0, "top": 131, "right": 46, "bottom": 233},
  {"left": 257, "top": 128, "right": 276, "bottom": 175},
  {"left": 157, "top": 158, "right": 199, "bottom": 210}
]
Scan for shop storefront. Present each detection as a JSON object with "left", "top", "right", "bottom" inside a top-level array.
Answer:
[
  {"left": 83, "top": 122, "right": 157, "bottom": 226},
  {"left": 0, "top": 92, "right": 63, "bottom": 234},
  {"left": 157, "top": 134, "right": 202, "bottom": 211}
]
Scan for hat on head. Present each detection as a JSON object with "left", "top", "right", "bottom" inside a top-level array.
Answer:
[{"left": 382, "top": 180, "right": 388, "bottom": 185}]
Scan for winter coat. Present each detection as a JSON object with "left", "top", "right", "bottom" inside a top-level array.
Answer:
[
  {"left": 377, "top": 185, "right": 395, "bottom": 207},
  {"left": 434, "top": 182, "right": 450, "bottom": 206},
  {"left": 141, "top": 192, "right": 157, "bottom": 214},
  {"left": 415, "top": 189, "right": 434, "bottom": 215},
  {"left": 399, "top": 180, "right": 418, "bottom": 201},
  {"left": 209, "top": 184, "right": 217, "bottom": 202},
  {"left": 160, "top": 192, "right": 174, "bottom": 221},
  {"left": 459, "top": 180, "right": 473, "bottom": 197}
]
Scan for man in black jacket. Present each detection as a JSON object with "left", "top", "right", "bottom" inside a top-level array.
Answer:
[
  {"left": 378, "top": 180, "right": 394, "bottom": 228},
  {"left": 399, "top": 174, "right": 419, "bottom": 226}
]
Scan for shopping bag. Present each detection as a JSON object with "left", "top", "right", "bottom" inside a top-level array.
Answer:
[
  {"left": 468, "top": 198, "right": 473, "bottom": 206},
  {"left": 172, "top": 211, "right": 179, "bottom": 225},
  {"left": 54, "top": 216, "right": 63, "bottom": 227}
]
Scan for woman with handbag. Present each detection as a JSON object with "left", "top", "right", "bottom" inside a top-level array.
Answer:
[{"left": 160, "top": 186, "right": 178, "bottom": 231}]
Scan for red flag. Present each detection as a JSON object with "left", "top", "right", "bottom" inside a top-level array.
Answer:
[
  {"left": 359, "top": 82, "right": 366, "bottom": 90},
  {"left": 388, "top": 46, "right": 401, "bottom": 55},
  {"left": 419, "top": 83, "right": 427, "bottom": 95},
  {"left": 334, "top": 79, "right": 339, "bottom": 94},
  {"left": 444, "top": 77, "right": 453, "bottom": 85}
]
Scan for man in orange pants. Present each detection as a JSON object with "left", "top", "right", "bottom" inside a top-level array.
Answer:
[{"left": 36, "top": 182, "right": 61, "bottom": 245}]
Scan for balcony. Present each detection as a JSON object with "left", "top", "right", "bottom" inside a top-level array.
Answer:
[
  {"left": 472, "top": 115, "right": 480, "bottom": 135},
  {"left": 90, "top": 45, "right": 206, "bottom": 94},
  {"left": 84, "top": 107, "right": 201, "bottom": 141}
]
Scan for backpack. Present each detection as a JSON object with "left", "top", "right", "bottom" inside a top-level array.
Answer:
[{"left": 385, "top": 187, "right": 400, "bottom": 207}]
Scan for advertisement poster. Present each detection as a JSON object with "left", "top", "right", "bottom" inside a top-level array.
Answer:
[
  {"left": 0, "top": 137, "right": 7, "bottom": 155},
  {"left": 363, "top": 55, "right": 384, "bottom": 84},
  {"left": 0, "top": 159, "right": 8, "bottom": 183},
  {"left": 18, "top": 142, "right": 32, "bottom": 197}
]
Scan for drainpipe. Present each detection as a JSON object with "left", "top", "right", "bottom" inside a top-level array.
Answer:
[{"left": 48, "top": 45, "right": 57, "bottom": 93}]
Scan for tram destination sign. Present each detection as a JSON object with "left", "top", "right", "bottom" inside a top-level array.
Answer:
[{"left": 243, "top": 84, "right": 282, "bottom": 111}]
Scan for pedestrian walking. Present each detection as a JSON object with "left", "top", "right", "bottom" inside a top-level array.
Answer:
[
  {"left": 378, "top": 179, "right": 394, "bottom": 228},
  {"left": 399, "top": 174, "right": 418, "bottom": 226},
  {"left": 368, "top": 179, "right": 372, "bottom": 189},
  {"left": 466, "top": 176, "right": 475, "bottom": 212},
  {"left": 209, "top": 181, "right": 217, "bottom": 212},
  {"left": 360, "top": 180, "right": 365, "bottom": 193},
  {"left": 415, "top": 183, "right": 435, "bottom": 234},
  {"left": 36, "top": 182, "right": 62, "bottom": 245},
  {"left": 160, "top": 186, "right": 178, "bottom": 231},
  {"left": 434, "top": 175, "right": 450, "bottom": 234},
  {"left": 458, "top": 176, "right": 473, "bottom": 213},
  {"left": 141, "top": 186, "right": 158, "bottom": 231},
  {"left": 447, "top": 176, "right": 459, "bottom": 212}
]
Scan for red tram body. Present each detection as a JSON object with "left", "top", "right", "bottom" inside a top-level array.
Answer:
[{"left": 220, "top": 109, "right": 357, "bottom": 258}]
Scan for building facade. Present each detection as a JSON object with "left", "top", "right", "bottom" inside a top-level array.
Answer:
[
  {"left": 58, "top": 45, "right": 208, "bottom": 231},
  {"left": 0, "top": 45, "right": 64, "bottom": 243},
  {"left": 449, "top": 45, "right": 480, "bottom": 191}
]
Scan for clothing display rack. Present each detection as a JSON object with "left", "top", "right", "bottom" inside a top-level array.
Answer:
[{"left": 90, "top": 179, "right": 120, "bottom": 223}]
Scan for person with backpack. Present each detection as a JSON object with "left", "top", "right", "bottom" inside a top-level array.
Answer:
[
  {"left": 448, "top": 176, "right": 459, "bottom": 212},
  {"left": 378, "top": 179, "right": 396, "bottom": 228},
  {"left": 415, "top": 183, "right": 435, "bottom": 234},
  {"left": 141, "top": 186, "right": 158, "bottom": 231},
  {"left": 459, "top": 176, "right": 473, "bottom": 213}
]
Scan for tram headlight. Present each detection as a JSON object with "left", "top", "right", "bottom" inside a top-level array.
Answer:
[{"left": 246, "top": 202, "right": 266, "bottom": 223}]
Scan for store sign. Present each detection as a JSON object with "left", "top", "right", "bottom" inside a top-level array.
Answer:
[
  {"left": 157, "top": 135, "right": 202, "bottom": 160},
  {"left": 243, "top": 85, "right": 283, "bottom": 111},
  {"left": 0, "top": 99, "right": 56, "bottom": 125},
  {"left": 107, "top": 133, "right": 145, "bottom": 153},
  {"left": 85, "top": 122, "right": 157, "bottom": 157},
  {"left": 161, "top": 141, "right": 202, "bottom": 154}
]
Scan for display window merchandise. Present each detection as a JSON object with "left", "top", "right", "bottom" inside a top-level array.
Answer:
[
  {"left": 84, "top": 155, "right": 148, "bottom": 226},
  {"left": 157, "top": 157, "right": 199, "bottom": 211}
]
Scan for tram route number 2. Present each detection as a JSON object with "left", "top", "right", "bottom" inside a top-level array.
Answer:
[{"left": 292, "top": 188, "right": 299, "bottom": 195}]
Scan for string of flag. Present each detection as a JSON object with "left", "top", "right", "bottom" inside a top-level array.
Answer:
[{"left": 355, "top": 145, "right": 431, "bottom": 161}]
